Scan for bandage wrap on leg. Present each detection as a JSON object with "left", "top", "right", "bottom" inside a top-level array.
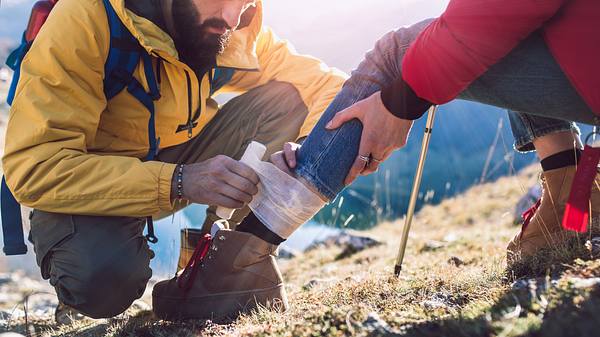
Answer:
[{"left": 245, "top": 156, "right": 326, "bottom": 239}]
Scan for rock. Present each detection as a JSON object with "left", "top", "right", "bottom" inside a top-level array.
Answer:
[
  {"left": 302, "top": 278, "right": 337, "bottom": 290},
  {"left": 513, "top": 185, "right": 542, "bottom": 224},
  {"left": 0, "top": 274, "right": 15, "bottom": 286},
  {"left": 305, "top": 231, "right": 383, "bottom": 259},
  {"left": 131, "top": 299, "right": 152, "bottom": 312},
  {"left": 420, "top": 240, "right": 446, "bottom": 252},
  {"left": 586, "top": 237, "right": 600, "bottom": 256},
  {"left": 277, "top": 245, "right": 299, "bottom": 259},
  {"left": 421, "top": 299, "right": 447, "bottom": 310},
  {"left": 569, "top": 277, "right": 600, "bottom": 289},
  {"left": 511, "top": 277, "right": 560, "bottom": 304},
  {"left": 361, "top": 312, "right": 401, "bottom": 336},
  {"left": 421, "top": 293, "right": 463, "bottom": 310},
  {"left": 511, "top": 277, "right": 559, "bottom": 292},
  {"left": 0, "top": 333, "right": 26, "bottom": 337},
  {"left": 447, "top": 256, "right": 465, "bottom": 267}
]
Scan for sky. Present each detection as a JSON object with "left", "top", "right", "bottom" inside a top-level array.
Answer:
[{"left": 263, "top": 0, "right": 449, "bottom": 72}]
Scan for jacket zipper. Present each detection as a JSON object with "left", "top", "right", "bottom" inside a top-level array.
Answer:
[{"left": 184, "top": 70, "right": 194, "bottom": 138}]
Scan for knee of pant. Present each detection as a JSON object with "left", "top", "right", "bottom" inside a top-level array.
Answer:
[
  {"left": 256, "top": 81, "right": 306, "bottom": 116},
  {"left": 53, "top": 252, "right": 152, "bottom": 319}
]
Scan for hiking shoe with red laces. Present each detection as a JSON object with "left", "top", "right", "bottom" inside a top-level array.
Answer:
[
  {"left": 507, "top": 166, "right": 600, "bottom": 263},
  {"left": 152, "top": 229, "right": 288, "bottom": 320}
]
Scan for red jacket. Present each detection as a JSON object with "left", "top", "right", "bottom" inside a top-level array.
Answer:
[{"left": 386, "top": 0, "right": 600, "bottom": 119}]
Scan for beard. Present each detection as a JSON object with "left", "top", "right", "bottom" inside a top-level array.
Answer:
[{"left": 172, "top": 0, "right": 232, "bottom": 69}]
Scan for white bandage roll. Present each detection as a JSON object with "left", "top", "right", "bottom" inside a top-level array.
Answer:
[
  {"left": 216, "top": 141, "right": 267, "bottom": 220},
  {"left": 245, "top": 154, "right": 326, "bottom": 239}
]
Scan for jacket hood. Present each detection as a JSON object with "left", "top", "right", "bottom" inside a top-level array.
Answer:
[{"left": 108, "top": 0, "right": 262, "bottom": 70}]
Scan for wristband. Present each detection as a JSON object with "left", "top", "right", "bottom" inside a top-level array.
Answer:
[{"left": 176, "top": 164, "right": 185, "bottom": 201}]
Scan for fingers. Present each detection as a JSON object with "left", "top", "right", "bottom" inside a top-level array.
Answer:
[
  {"left": 345, "top": 137, "right": 371, "bottom": 185},
  {"left": 225, "top": 173, "right": 259, "bottom": 196},
  {"left": 326, "top": 105, "right": 360, "bottom": 130},
  {"left": 269, "top": 151, "right": 293, "bottom": 175},
  {"left": 217, "top": 183, "right": 254, "bottom": 204},
  {"left": 344, "top": 155, "right": 368, "bottom": 185},
  {"left": 283, "top": 142, "right": 298, "bottom": 168},
  {"left": 361, "top": 151, "right": 388, "bottom": 175},
  {"left": 224, "top": 159, "right": 260, "bottom": 185},
  {"left": 211, "top": 192, "right": 245, "bottom": 209},
  {"left": 361, "top": 161, "right": 380, "bottom": 176}
]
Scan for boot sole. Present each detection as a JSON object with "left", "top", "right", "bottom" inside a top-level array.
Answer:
[{"left": 152, "top": 284, "right": 288, "bottom": 321}]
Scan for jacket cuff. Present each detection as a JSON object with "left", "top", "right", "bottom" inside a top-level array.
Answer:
[
  {"left": 158, "top": 162, "right": 177, "bottom": 212},
  {"left": 380, "top": 76, "right": 432, "bottom": 120}
]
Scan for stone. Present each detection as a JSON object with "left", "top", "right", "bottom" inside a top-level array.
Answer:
[
  {"left": 513, "top": 185, "right": 542, "bottom": 224},
  {"left": 302, "top": 278, "right": 337, "bottom": 291},
  {"left": 277, "top": 245, "right": 299, "bottom": 259},
  {"left": 361, "top": 312, "right": 401, "bottom": 336},
  {"left": 569, "top": 277, "right": 600, "bottom": 289},
  {"left": 447, "top": 256, "right": 465, "bottom": 267},
  {"left": 305, "top": 231, "right": 383, "bottom": 259},
  {"left": 420, "top": 240, "right": 446, "bottom": 252}
]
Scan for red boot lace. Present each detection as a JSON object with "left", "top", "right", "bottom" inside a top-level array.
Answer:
[
  {"left": 177, "top": 234, "right": 212, "bottom": 291},
  {"left": 520, "top": 198, "right": 541, "bottom": 238}
]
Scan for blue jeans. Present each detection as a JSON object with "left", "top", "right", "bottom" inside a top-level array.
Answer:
[{"left": 295, "top": 19, "right": 595, "bottom": 200}]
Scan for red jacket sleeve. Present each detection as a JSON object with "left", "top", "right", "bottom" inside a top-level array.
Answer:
[{"left": 402, "top": 0, "right": 568, "bottom": 105}]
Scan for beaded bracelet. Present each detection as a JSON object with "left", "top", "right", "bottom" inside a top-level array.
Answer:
[{"left": 176, "top": 164, "right": 185, "bottom": 201}]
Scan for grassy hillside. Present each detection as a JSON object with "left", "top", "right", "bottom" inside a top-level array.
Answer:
[{"left": 3, "top": 165, "right": 600, "bottom": 336}]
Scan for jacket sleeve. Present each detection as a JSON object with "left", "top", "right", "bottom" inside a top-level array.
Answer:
[
  {"left": 400, "top": 0, "right": 568, "bottom": 106},
  {"left": 2, "top": 0, "right": 175, "bottom": 217},
  {"left": 223, "top": 27, "right": 348, "bottom": 139}
]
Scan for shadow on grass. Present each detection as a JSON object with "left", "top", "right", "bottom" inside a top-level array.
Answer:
[
  {"left": 398, "top": 283, "right": 600, "bottom": 337},
  {"left": 398, "top": 237, "right": 600, "bottom": 337},
  {"left": 2, "top": 311, "right": 223, "bottom": 337}
]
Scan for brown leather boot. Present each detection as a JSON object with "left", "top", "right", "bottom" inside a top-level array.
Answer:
[
  {"left": 152, "top": 229, "right": 288, "bottom": 320},
  {"left": 507, "top": 166, "right": 600, "bottom": 263}
]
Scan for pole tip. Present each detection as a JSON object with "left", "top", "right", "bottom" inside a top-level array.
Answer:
[{"left": 394, "top": 264, "right": 402, "bottom": 277}]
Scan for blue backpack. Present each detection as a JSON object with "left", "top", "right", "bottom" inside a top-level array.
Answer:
[{"left": 2, "top": 0, "right": 161, "bottom": 255}]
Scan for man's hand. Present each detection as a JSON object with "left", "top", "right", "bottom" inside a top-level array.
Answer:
[
  {"left": 270, "top": 142, "right": 301, "bottom": 175},
  {"left": 326, "top": 91, "right": 413, "bottom": 185},
  {"left": 172, "top": 155, "right": 259, "bottom": 209}
]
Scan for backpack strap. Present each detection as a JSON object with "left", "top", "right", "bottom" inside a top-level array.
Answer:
[
  {"left": 101, "top": 0, "right": 160, "bottom": 161},
  {"left": 101, "top": 0, "right": 160, "bottom": 243},
  {"left": 1, "top": 177, "right": 27, "bottom": 255},
  {"left": 2, "top": 32, "right": 31, "bottom": 256},
  {"left": 5, "top": 33, "right": 30, "bottom": 106}
]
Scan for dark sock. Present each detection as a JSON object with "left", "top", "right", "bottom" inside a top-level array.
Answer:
[
  {"left": 236, "top": 212, "right": 285, "bottom": 245},
  {"left": 540, "top": 148, "right": 582, "bottom": 171}
]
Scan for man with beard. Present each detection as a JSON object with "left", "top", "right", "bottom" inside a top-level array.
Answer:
[{"left": 2, "top": 0, "right": 345, "bottom": 321}]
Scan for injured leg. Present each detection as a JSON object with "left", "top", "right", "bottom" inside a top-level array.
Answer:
[
  {"left": 235, "top": 23, "right": 429, "bottom": 243},
  {"left": 236, "top": 151, "right": 328, "bottom": 244}
]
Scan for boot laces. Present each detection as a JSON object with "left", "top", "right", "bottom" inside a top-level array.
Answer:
[
  {"left": 520, "top": 198, "right": 542, "bottom": 238},
  {"left": 177, "top": 234, "right": 213, "bottom": 291}
]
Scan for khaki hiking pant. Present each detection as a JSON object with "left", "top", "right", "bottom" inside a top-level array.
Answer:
[{"left": 29, "top": 81, "right": 308, "bottom": 318}]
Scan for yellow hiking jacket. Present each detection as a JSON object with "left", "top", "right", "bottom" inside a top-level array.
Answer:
[{"left": 2, "top": 0, "right": 346, "bottom": 217}]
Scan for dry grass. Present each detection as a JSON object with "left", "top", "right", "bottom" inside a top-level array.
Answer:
[{"left": 3, "top": 165, "right": 600, "bottom": 336}]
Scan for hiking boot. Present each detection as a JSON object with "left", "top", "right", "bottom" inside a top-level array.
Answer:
[
  {"left": 152, "top": 229, "right": 288, "bottom": 320},
  {"left": 507, "top": 165, "right": 600, "bottom": 262},
  {"left": 55, "top": 303, "right": 85, "bottom": 325}
]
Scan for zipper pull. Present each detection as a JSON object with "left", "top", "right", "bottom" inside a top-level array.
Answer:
[{"left": 187, "top": 123, "right": 193, "bottom": 139}]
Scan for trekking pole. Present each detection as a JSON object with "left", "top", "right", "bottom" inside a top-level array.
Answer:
[{"left": 394, "top": 105, "right": 438, "bottom": 277}]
